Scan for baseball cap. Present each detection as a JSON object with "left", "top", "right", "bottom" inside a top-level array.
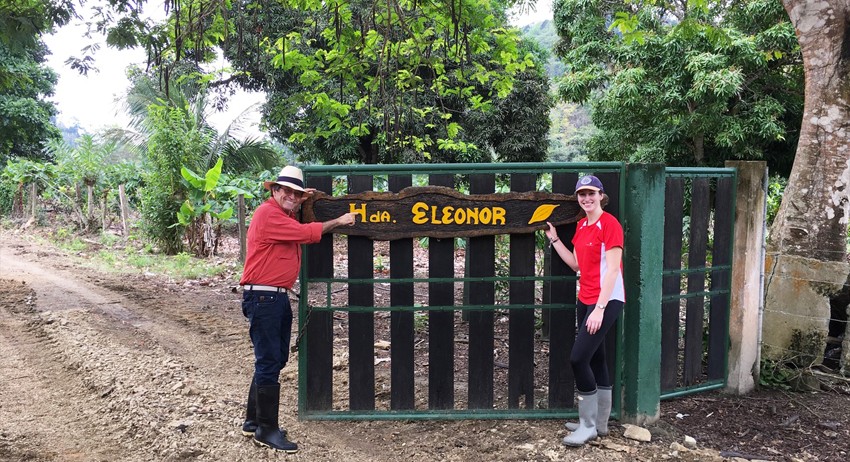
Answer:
[{"left": 575, "top": 175, "right": 604, "bottom": 194}]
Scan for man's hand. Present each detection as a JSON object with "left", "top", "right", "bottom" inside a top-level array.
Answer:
[
  {"left": 338, "top": 212, "right": 357, "bottom": 227},
  {"left": 322, "top": 212, "right": 357, "bottom": 234}
]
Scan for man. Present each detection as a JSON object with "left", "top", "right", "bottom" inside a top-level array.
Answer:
[{"left": 239, "top": 165, "right": 356, "bottom": 452}]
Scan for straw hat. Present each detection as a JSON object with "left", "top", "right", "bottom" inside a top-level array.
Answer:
[{"left": 263, "top": 165, "right": 306, "bottom": 192}]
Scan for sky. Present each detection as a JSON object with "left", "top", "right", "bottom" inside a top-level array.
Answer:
[{"left": 43, "top": 0, "right": 554, "bottom": 137}]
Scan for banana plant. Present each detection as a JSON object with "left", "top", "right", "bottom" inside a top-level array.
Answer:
[{"left": 175, "top": 158, "right": 251, "bottom": 257}]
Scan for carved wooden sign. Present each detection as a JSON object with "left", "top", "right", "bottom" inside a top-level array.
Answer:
[{"left": 302, "top": 186, "right": 603, "bottom": 240}]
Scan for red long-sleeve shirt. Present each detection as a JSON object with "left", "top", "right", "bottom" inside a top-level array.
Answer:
[{"left": 239, "top": 198, "right": 323, "bottom": 289}]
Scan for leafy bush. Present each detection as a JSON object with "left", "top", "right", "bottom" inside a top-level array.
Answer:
[
  {"left": 759, "top": 358, "right": 793, "bottom": 390},
  {"left": 139, "top": 104, "right": 209, "bottom": 254}
]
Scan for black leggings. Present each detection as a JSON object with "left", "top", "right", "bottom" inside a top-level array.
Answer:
[{"left": 570, "top": 299, "right": 624, "bottom": 393}]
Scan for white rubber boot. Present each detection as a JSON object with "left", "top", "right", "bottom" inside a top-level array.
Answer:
[
  {"left": 596, "top": 386, "right": 612, "bottom": 435},
  {"left": 565, "top": 386, "right": 612, "bottom": 435},
  {"left": 562, "top": 391, "right": 598, "bottom": 447}
]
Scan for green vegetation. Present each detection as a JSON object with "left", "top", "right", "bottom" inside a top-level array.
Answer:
[
  {"left": 224, "top": 0, "right": 547, "bottom": 164},
  {"left": 42, "top": 229, "right": 235, "bottom": 281},
  {"left": 0, "top": 1, "right": 72, "bottom": 164},
  {"left": 766, "top": 175, "right": 787, "bottom": 226},
  {"left": 554, "top": 0, "right": 802, "bottom": 174},
  {"left": 759, "top": 358, "right": 793, "bottom": 390}
]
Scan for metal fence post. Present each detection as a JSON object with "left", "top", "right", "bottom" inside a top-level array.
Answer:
[{"left": 621, "top": 163, "right": 665, "bottom": 425}]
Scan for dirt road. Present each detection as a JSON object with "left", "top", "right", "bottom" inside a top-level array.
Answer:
[
  {"left": 0, "top": 232, "right": 634, "bottom": 462},
  {"left": 1, "top": 230, "right": 846, "bottom": 461}
]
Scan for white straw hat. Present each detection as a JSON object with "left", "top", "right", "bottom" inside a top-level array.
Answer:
[{"left": 263, "top": 165, "right": 306, "bottom": 191}]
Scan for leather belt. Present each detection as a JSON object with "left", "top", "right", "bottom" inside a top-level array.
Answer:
[{"left": 242, "top": 284, "right": 287, "bottom": 293}]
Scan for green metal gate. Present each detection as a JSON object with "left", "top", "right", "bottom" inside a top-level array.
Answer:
[
  {"left": 660, "top": 168, "right": 737, "bottom": 399},
  {"left": 293, "top": 162, "right": 735, "bottom": 420}
]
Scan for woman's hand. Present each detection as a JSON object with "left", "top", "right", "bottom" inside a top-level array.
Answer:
[
  {"left": 586, "top": 307, "right": 604, "bottom": 335},
  {"left": 545, "top": 221, "right": 558, "bottom": 242}
]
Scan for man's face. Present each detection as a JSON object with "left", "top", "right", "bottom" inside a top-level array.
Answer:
[{"left": 273, "top": 185, "right": 304, "bottom": 213}]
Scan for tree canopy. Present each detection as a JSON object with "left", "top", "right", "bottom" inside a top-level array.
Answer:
[
  {"left": 554, "top": 0, "right": 802, "bottom": 173},
  {"left": 219, "top": 0, "right": 544, "bottom": 164},
  {"left": 61, "top": 0, "right": 545, "bottom": 165},
  {"left": 0, "top": 0, "right": 76, "bottom": 163}
]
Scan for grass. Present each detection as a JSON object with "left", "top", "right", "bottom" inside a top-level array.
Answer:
[{"left": 25, "top": 227, "right": 239, "bottom": 281}]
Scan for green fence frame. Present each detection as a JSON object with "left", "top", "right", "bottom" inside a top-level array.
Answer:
[
  {"left": 659, "top": 167, "right": 737, "bottom": 399},
  {"left": 293, "top": 162, "right": 737, "bottom": 422},
  {"left": 296, "top": 162, "right": 623, "bottom": 420}
]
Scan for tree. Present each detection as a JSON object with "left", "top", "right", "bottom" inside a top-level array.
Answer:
[
  {"left": 121, "top": 64, "right": 283, "bottom": 174},
  {"left": 553, "top": 0, "right": 802, "bottom": 171},
  {"left": 223, "top": 0, "right": 538, "bottom": 164},
  {"left": 0, "top": 0, "right": 75, "bottom": 163},
  {"left": 47, "top": 133, "right": 120, "bottom": 230},
  {"left": 762, "top": 1, "right": 850, "bottom": 374},
  {"left": 54, "top": 1, "right": 546, "bottom": 164},
  {"left": 451, "top": 37, "right": 553, "bottom": 163}
]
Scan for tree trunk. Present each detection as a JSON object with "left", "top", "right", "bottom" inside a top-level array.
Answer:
[
  {"left": 119, "top": 184, "right": 130, "bottom": 237},
  {"left": 763, "top": 1, "right": 850, "bottom": 366},
  {"left": 86, "top": 183, "right": 95, "bottom": 223}
]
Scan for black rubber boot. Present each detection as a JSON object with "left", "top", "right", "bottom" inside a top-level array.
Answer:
[
  {"left": 241, "top": 379, "right": 258, "bottom": 437},
  {"left": 253, "top": 384, "right": 298, "bottom": 453}
]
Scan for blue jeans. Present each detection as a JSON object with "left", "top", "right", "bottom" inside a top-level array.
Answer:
[{"left": 242, "top": 290, "right": 293, "bottom": 386}]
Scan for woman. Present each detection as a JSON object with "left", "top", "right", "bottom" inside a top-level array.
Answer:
[{"left": 545, "top": 174, "right": 625, "bottom": 447}]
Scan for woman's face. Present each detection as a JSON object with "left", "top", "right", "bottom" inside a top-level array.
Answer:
[
  {"left": 576, "top": 189, "right": 603, "bottom": 214},
  {"left": 273, "top": 185, "right": 304, "bottom": 213}
]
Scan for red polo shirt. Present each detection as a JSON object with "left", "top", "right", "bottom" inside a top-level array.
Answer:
[
  {"left": 572, "top": 211, "right": 625, "bottom": 305},
  {"left": 239, "top": 198, "right": 324, "bottom": 289}
]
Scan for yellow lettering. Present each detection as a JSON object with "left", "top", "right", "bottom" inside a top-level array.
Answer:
[
  {"left": 441, "top": 206, "right": 454, "bottom": 224},
  {"left": 412, "top": 203, "right": 506, "bottom": 227},
  {"left": 411, "top": 202, "right": 428, "bottom": 224},
  {"left": 467, "top": 208, "right": 479, "bottom": 224},
  {"left": 480, "top": 208, "right": 492, "bottom": 224},
  {"left": 349, "top": 203, "right": 367, "bottom": 222},
  {"left": 492, "top": 207, "right": 506, "bottom": 225},
  {"left": 454, "top": 207, "right": 466, "bottom": 224},
  {"left": 379, "top": 211, "right": 391, "bottom": 222}
]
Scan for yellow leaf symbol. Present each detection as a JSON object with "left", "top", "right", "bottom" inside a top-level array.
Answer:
[{"left": 528, "top": 204, "right": 559, "bottom": 224}]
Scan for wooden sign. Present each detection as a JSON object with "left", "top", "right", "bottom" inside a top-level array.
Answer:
[{"left": 302, "top": 186, "right": 604, "bottom": 240}]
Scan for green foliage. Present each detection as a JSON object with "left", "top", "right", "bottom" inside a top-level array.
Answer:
[
  {"left": 176, "top": 158, "right": 248, "bottom": 257},
  {"left": 413, "top": 311, "right": 428, "bottom": 333},
  {"left": 519, "top": 18, "right": 565, "bottom": 79},
  {"left": 554, "top": 0, "right": 802, "bottom": 171},
  {"left": 224, "top": 0, "right": 544, "bottom": 164},
  {"left": 121, "top": 65, "right": 283, "bottom": 175},
  {"left": 0, "top": 1, "right": 75, "bottom": 53},
  {"left": 0, "top": 1, "right": 76, "bottom": 163},
  {"left": 0, "top": 173, "right": 15, "bottom": 214},
  {"left": 766, "top": 175, "right": 786, "bottom": 226},
  {"left": 1, "top": 157, "right": 55, "bottom": 217},
  {"left": 48, "top": 227, "right": 234, "bottom": 281},
  {"left": 0, "top": 40, "right": 61, "bottom": 163},
  {"left": 140, "top": 104, "right": 204, "bottom": 254},
  {"left": 759, "top": 358, "right": 793, "bottom": 390}
]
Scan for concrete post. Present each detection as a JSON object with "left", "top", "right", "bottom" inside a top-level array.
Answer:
[
  {"left": 724, "top": 161, "right": 767, "bottom": 394},
  {"left": 621, "top": 163, "right": 665, "bottom": 425}
]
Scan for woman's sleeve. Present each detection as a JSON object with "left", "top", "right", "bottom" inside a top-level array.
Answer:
[{"left": 604, "top": 216, "right": 625, "bottom": 249}]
